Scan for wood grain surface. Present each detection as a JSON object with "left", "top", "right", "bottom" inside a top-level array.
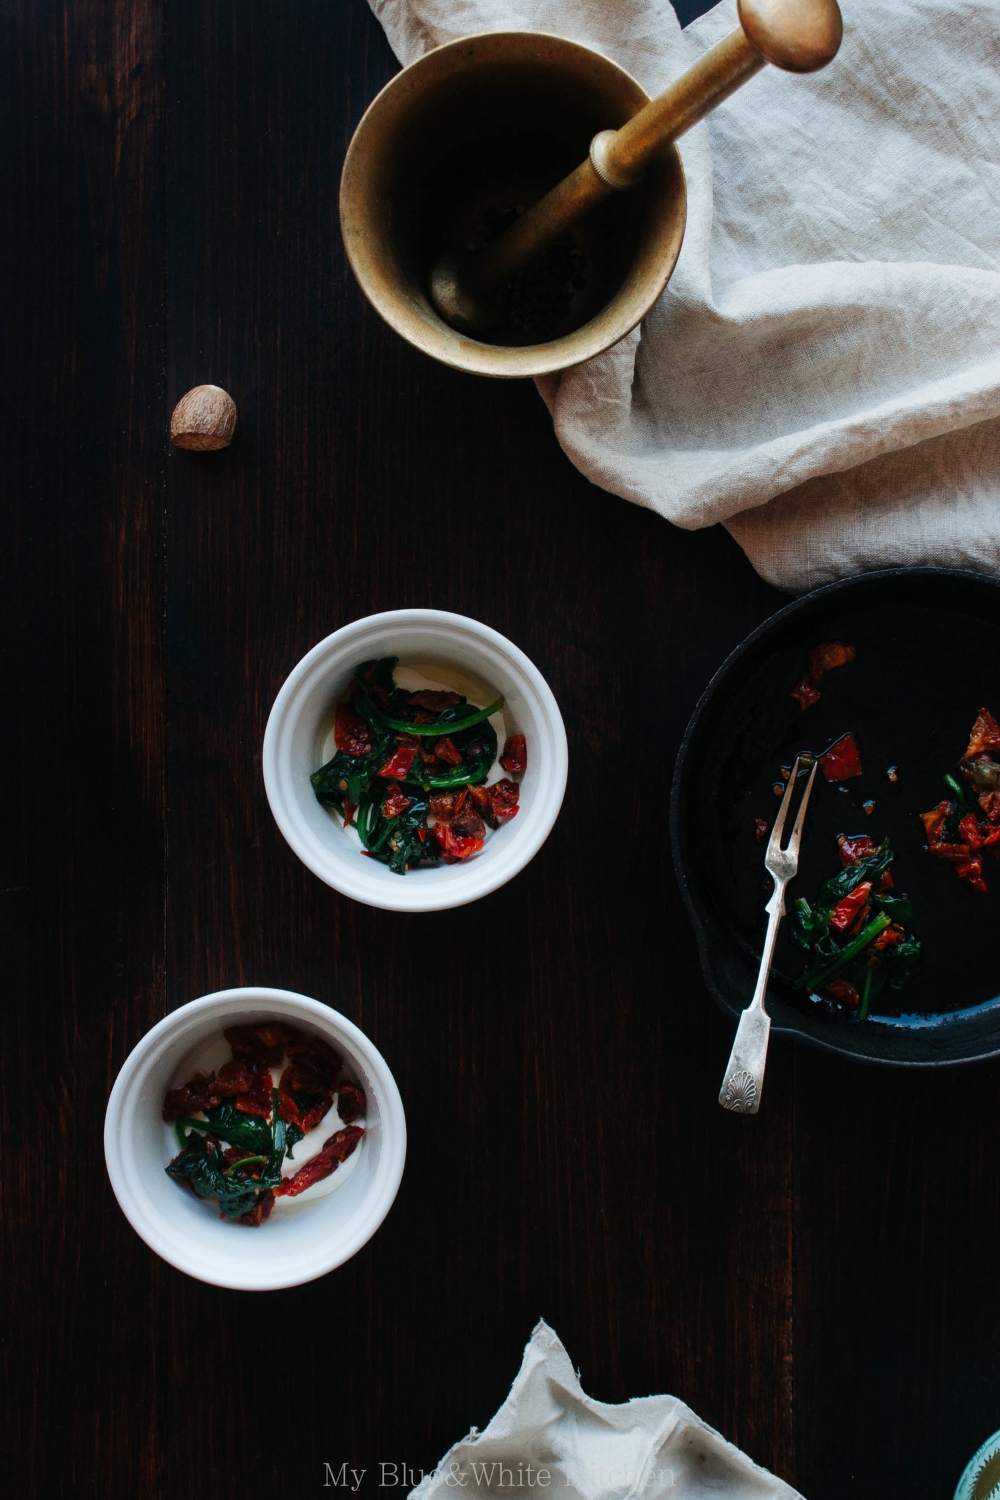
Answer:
[{"left": 4, "top": 3, "right": 999, "bottom": 1498}]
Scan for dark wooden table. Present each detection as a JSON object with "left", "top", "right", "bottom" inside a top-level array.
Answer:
[{"left": 6, "top": 3, "right": 1000, "bottom": 1496}]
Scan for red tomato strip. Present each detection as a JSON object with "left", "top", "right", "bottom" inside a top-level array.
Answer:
[{"left": 275, "top": 1126, "right": 364, "bottom": 1198}]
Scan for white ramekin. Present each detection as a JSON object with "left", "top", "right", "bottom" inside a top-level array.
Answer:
[
  {"left": 104, "top": 988, "right": 406, "bottom": 1290},
  {"left": 262, "top": 609, "right": 568, "bottom": 912}
]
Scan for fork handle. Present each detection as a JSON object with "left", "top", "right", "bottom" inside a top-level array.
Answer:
[
  {"left": 718, "top": 1004, "right": 771, "bottom": 1114},
  {"left": 718, "top": 880, "right": 786, "bottom": 1114},
  {"left": 749, "top": 880, "right": 786, "bottom": 1010}
]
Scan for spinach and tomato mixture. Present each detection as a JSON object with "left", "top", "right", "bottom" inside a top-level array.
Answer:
[
  {"left": 311, "top": 656, "right": 526, "bottom": 874},
  {"left": 920, "top": 707, "right": 1000, "bottom": 893},
  {"left": 163, "top": 1021, "right": 366, "bottom": 1226},
  {"left": 791, "top": 835, "right": 921, "bottom": 1020}
]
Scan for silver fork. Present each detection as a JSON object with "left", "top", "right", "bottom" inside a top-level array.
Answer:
[{"left": 718, "top": 753, "right": 819, "bottom": 1116}]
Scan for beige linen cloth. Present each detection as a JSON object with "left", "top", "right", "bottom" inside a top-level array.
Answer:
[
  {"left": 409, "top": 1321, "right": 802, "bottom": 1499},
  {"left": 367, "top": 0, "right": 1000, "bottom": 592}
]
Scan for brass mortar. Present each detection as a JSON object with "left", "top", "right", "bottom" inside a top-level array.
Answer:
[{"left": 339, "top": 32, "right": 686, "bottom": 379}]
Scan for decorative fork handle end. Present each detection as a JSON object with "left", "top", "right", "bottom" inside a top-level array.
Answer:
[{"left": 718, "top": 1004, "right": 771, "bottom": 1114}]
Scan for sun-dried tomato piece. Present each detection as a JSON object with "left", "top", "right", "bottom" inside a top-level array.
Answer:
[
  {"left": 275, "top": 1087, "right": 302, "bottom": 1128},
  {"left": 829, "top": 881, "right": 872, "bottom": 933},
  {"left": 499, "top": 734, "right": 527, "bottom": 773},
  {"left": 239, "top": 1189, "right": 275, "bottom": 1227},
  {"left": 278, "top": 1057, "right": 323, "bottom": 1095},
  {"left": 284, "top": 1031, "right": 342, "bottom": 1088},
  {"left": 335, "top": 703, "right": 373, "bottom": 758},
  {"left": 433, "top": 826, "right": 485, "bottom": 862},
  {"left": 754, "top": 818, "right": 769, "bottom": 842},
  {"left": 956, "top": 864, "right": 988, "bottom": 892},
  {"left": 926, "top": 841, "right": 970, "bottom": 863},
  {"left": 382, "top": 784, "right": 414, "bottom": 819},
  {"left": 464, "top": 783, "right": 496, "bottom": 827},
  {"left": 870, "top": 923, "right": 905, "bottom": 953},
  {"left": 919, "top": 801, "right": 954, "bottom": 847},
  {"left": 963, "top": 708, "right": 1000, "bottom": 763},
  {"left": 452, "top": 807, "right": 486, "bottom": 840},
  {"left": 213, "top": 1059, "right": 253, "bottom": 1097},
  {"left": 408, "top": 689, "right": 462, "bottom": 712},
  {"left": 790, "top": 642, "right": 855, "bottom": 710},
  {"left": 953, "top": 852, "right": 987, "bottom": 889},
  {"left": 337, "top": 1080, "right": 366, "bottom": 1124},
  {"left": 819, "top": 733, "right": 862, "bottom": 782},
  {"left": 487, "top": 778, "right": 520, "bottom": 823},
  {"left": 931, "top": 841, "right": 971, "bottom": 864},
  {"left": 826, "top": 977, "right": 860, "bottom": 1007},
  {"left": 809, "top": 641, "right": 856, "bottom": 678},
  {"left": 378, "top": 743, "right": 418, "bottom": 780},
  {"left": 923, "top": 840, "right": 971, "bottom": 864},
  {"left": 224, "top": 1022, "right": 299, "bottom": 1067},
  {"left": 234, "top": 1064, "right": 273, "bottom": 1118},
  {"left": 278, "top": 1064, "right": 331, "bottom": 1128},
  {"left": 274, "top": 1126, "right": 364, "bottom": 1198},
  {"left": 296, "top": 1090, "right": 335, "bottom": 1134},
  {"left": 433, "top": 736, "right": 463, "bottom": 766},
  {"left": 982, "top": 824, "right": 1000, "bottom": 851},
  {"left": 978, "top": 789, "right": 1000, "bottom": 823},
  {"left": 837, "top": 834, "right": 875, "bottom": 866},
  {"left": 162, "top": 1072, "right": 218, "bottom": 1121},
  {"left": 428, "top": 790, "right": 458, "bottom": 822},
  {"left": 162, "top": 1088, "right": 190, "bottom": 1122},
  {"left": 343, "top": 797, "right": 356, "bottom": 829},
  {"left": 959, "top": 813, "right": 983, "bottom": 851},
  {"left": 790, "top": 675, "right": 822, "bottom": 711}
]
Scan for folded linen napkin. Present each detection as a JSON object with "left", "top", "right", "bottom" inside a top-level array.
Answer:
[
  {"left": 409, "top": 1321, "right": 802, "bottom": 1499},
  {"left": 366, "top": 0, "right": 1000, "bottom": 592}
]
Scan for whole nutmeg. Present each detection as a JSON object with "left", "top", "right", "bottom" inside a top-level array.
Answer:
[{"left": 170, "top": 385, "right": 238, "bottom": 450}]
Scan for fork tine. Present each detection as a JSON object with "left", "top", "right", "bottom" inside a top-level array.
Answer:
[
  {"left": 766, "top": 753, "right": 803, "bottom": 856},
  {"left": 785, "top": 756, "right": 819, "bottom": 859}
]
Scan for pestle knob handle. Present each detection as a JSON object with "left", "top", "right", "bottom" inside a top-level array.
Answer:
[
  {"left": 738, "top": 0, "right": 844, "bottom": 74},
  {"left": 592, "top": 0, "right": 843, "bottom": 188},
  {"left": 430, "top": 0, "right": 842, "bottom": 334}
]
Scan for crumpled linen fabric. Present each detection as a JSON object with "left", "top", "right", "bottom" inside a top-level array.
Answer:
[
  {"left": 409, "top": 1321, "right": 803, "bottom": 1499},
  {"left": 366, "top": 0, "right": 1000, "bottom": 592}
]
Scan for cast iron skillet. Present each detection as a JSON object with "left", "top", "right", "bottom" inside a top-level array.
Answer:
[{"left": 670, "top": 568, "right": 1000, "bottom": 1067}]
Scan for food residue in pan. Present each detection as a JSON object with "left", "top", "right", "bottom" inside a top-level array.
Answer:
[
  {"left": 791, "top": 834, "right": 922, "bottom": 1020},
  {"left": 751, "top": 640, "right": 1000, "bottom": 1023},
  {"left": 790, "top": 640, "right": 856, "bottom": 710},
  {"left": 919, "top": 707, "right": 1000, "bottom": 894}
]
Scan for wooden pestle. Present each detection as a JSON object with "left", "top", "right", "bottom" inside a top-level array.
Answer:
[{"left": 429, "top": 0, "right": 843, "bottom": 337}]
